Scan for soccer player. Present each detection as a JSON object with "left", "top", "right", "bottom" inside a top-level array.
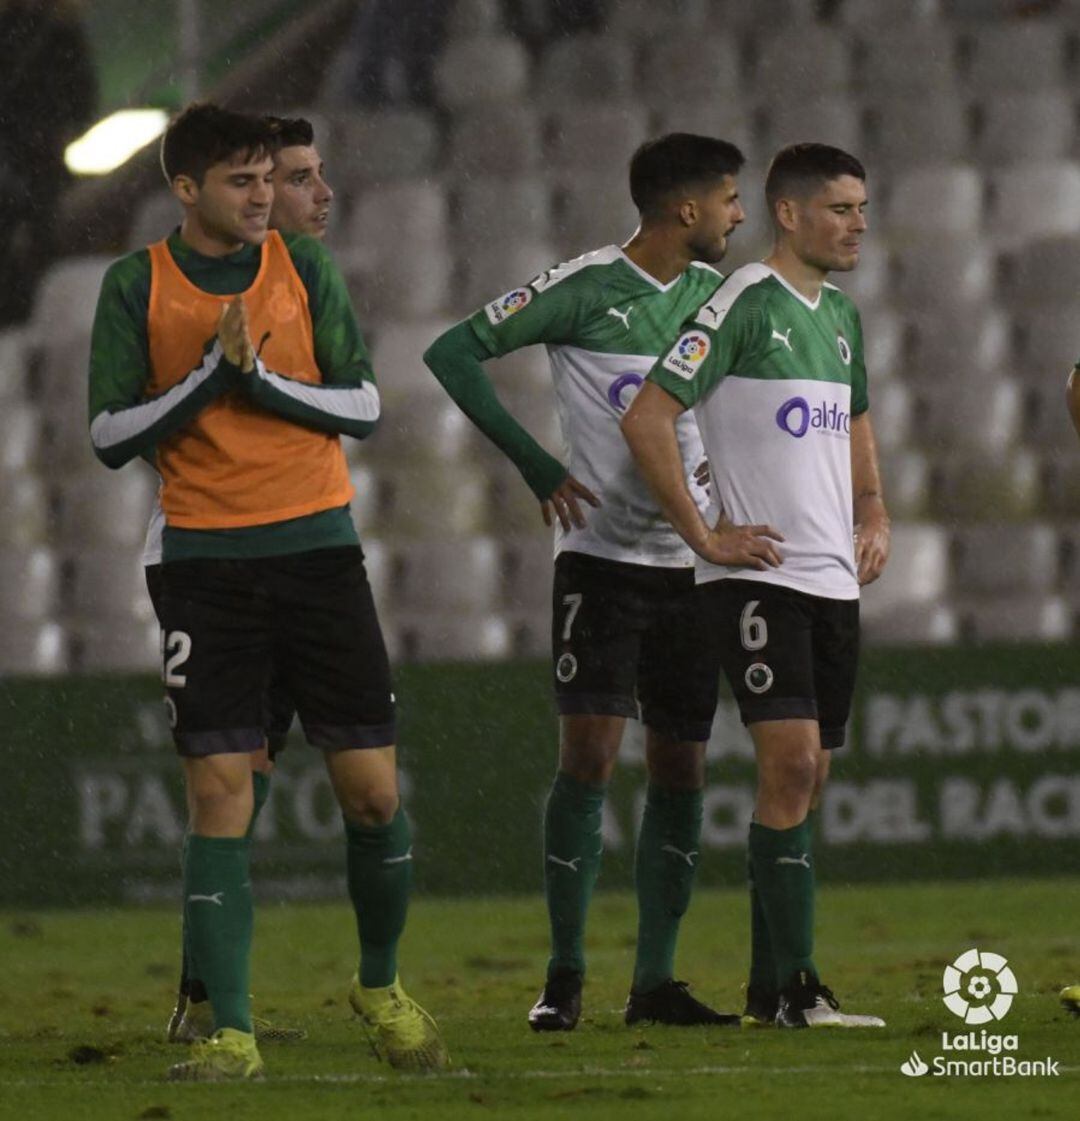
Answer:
[
  {"left": 622, "top": 143, "right": 891, "bottom": 1029},
  {"left": 89, "top": 103, "right": 447, "bottom": 1080},
  {"left": 424, "top": 134, "right": 746, "bottom": 1030},
  {"left": 148, "top": 114, "right": 333, "bottom": 1047}
]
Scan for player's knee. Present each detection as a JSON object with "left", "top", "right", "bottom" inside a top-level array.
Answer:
[
  {"left": 189, "top": 788, "right": 253, "bottom": 836},
  {"left": 339, "top": 785, "right": 399, "bottom": 828}
]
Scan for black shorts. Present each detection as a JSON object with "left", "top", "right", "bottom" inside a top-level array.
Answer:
[
  {"left": 147, "top": 563, "right": 295, "bottom": 756},
  {"left": 699, "top": 578, "right": 859, "bottom": 749},
  {"left": 156, "top": 546, "right": 395, "bottom": 758},
  {"left": 551, "top": 551, "right": 719, "bottom": 743}
]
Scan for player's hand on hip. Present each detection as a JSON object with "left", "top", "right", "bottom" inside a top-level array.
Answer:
[
  {"left": 854, "top": 514, "right": 890, "bottom": 585},
  {"left": 541, "top": 474, "right": 600, "bottom": 532},
  {"left": 698, "top": 515, "right": 784, "bottom": 569},
  {"left": 218, "top": 296, "right": 254, "bottom": 371}
]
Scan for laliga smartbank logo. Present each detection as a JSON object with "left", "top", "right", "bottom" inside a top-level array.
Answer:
[{"left": 899, "top": 949, "right": 1059, "bottom": 1079}]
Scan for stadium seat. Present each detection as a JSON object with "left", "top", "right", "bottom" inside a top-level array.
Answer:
[
  {"left": 380, "top": 463, "right": 490, "bottom": 537},
  {"left": 369, "top": 318, "right": 460, "bottom": 402},
  {"left": 931, "top": 448, "right": 1040, "bottom": 521},
  {"left": 55, "top": 468, "right": 157, "bottom": 548},
  {"left": 347, "top": 463, "right": 382, "bottom": 534},
  {"left": 364, "top": 395, "right": 478, "bottom": 467},
  {"left": 1006, "top": 236, "right": 1080, "bottom": 309},
  {"left": 710, "top": 0, "right": 819, "bottom": 30},
  {"left": 653, "top": 101, "right": 757, "bottom": 164},
  {"left": 867, "top": 381, "right": 913, "bottom": 452},
  {"left": 953, "top": 522, "right": 1059, "bottom": 595},
  {"left": 861, "top": 602, "right": 959, "bottom": 646},
  {"left": 876, "top": 448, "right": 931, "bottom": 518},
  {"left": 857, "top": 305, "right": 905, "bottom": 379},
  {"left": 988, "top": 161, "right": 1080, "bottom": 249},
  {"left": 447, "top": 0, "right": 504, "bottom": 36},
  {"left": 395, "top": 610, "right": 512, "bottom": 662},
  {"left": 534, "top": 35, "right": 636, "bottom": 103},
  {"left": 884, "top": 165, "right": 983, "bottom": 240},
  {"left": 334, "top": 109, "right": 440, "bottom": 192},
  {"left": 854, "top": 26, "right": 959, "bottom": 92},
  {"left": 864, "top": 97, "right": 972, "bottom": 170},
  {"left": 762, "top": 95, "right": 863, "bottom": 157},
  {"left": 960, "top": 594, "right": 1070, "bottom": 643},
  {"left": 752, "top": 24, "right": 853, "bottom": 100},
  {"left": 0, "top": 546, "right": 60, "bottom": 622},
  {"left": 345, "top": 246, "right": 454, "bottom": 320},
  {"left": 638, "top": 34, "right": 741, "bottom": 107},
  {"left": 1026, "top": 382, "right": 1078, "bottom": 451},
  {"left": 502, "top": 536, "right": 554, "bottom": 613},
  {"left": 891, "top": 236, "right": 995, "bottom": 310},
  {"left": 1041, "top": 450, "right": 1080, "bottom": 517},
  {"left": 348, "top": 181, "right": 447, "bottom": 259},
  {"left": 607, "top": 0, "right": 708, "bottom": 39},
  {"left": 912, "top": 376, "right": 1022, "bottom": 452},
  {"left": 398, "top": 536, "right": 500, "bottom": 612},
  {"left": 0, "top": 472, "right": 50, "bottom": 547},
  {"left": 859, "top": 522, "right": 949, "bottom": 620},
  {"left": 547, "top": 104, "right": 650, "bottom": 173},
  {"left": 553, "top": 173, "right": 641, "bottom": 256},
  {"left": 837, "top": 0, "right": 943, "bottom": 23},
  {"left": 434, "top": 35, "right": 530, "bottom": 109},
  {"left": 453, "top": 176, "right": 552, "bottom": 247},
  {"left": 66, "top": 548, "right": 154, "bottom": 624},
  {"left": 126, "top": 189, "right": 181, "bottom": 250},
  {"left": 72, "top": 618, "right": 160, "bottom": 673},
  {"left": 974, "top": 92, "right": 1075, "bottom": 164},
  {"left": 963, "top": 20, "right": 1070, "bottom": 93},
  {"left": 0, "top": 402, "right": 42, "bottom": 472},
  {"left": 460, "top": 238, "right": 558, "bottom": 315},
  {"left": 449, "top": 104, "right": 543, "bottom": 177},
  {"left": 29, "top": 257, "right": 112, "bottom": 346},
  {"left": 905, "top": 306, "right": 1011, "bottom": 381},
  {"left": 1013, "top": 307, "right": 1079, "bottom": 381},
  {"left": 0, "top": 328, "right": 30, "bottom": 402},
  {"left": 0, "top": 620, "right": 68, "bottom": 674}
]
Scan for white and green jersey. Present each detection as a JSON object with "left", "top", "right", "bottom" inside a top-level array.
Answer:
[
  {"left": 649, "top": 263, "right": 869, "bottom": 600},
  {"left": 469, "top": 246, "right": 723, "bottom": 567}
]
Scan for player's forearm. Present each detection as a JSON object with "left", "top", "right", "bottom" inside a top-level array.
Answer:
[
  {"left": 89, "top": 343, "right": 239, "bottom": 469},
  {"left": 1066, "top": 368, "right": 1080, "bottom": 441},
  {"left": 424, "top": 324, "right": 566, "bottom": 499},
  {"left": 621, "top": 394, "right": 710, "bottom": 554},
  {"left": 243, "top": 361, "right": 381, "bottom": 440}
]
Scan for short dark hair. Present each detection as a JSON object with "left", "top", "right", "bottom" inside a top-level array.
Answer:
[
  {"left": 629, "top": 133, "right": 746, "bottom": 217},
  {"left": 764, "top": 143, "right": 866, "bottom": 215},
  {"left": 160, "top": 102, "right": 278, "bottom": 185},
  {"left": 265, "top": 115, "right": 315, "bottom": 149}
]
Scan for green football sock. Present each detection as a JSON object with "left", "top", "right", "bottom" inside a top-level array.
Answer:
[
  {"left": 345, "top": 805, "right": 412, "bottom": 989},
  {"left": 748, "top": 818, "right": 817, "bottom": 989},
  {"left": 184, "top": 771, "right": 270, "bottom": 1002},
  {"left": 747, "top": 852, "right": 778, "bottom": 997},
  {"left": 183, "top": 834, "right": 253, "bottom": 1033},
  {"left": 632, "top": 784, "right": 703, "bottom": 992},
  {"left": 543, "top": 771, "right": 606, "bottom": 979}
]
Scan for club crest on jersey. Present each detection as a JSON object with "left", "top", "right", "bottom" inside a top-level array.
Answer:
[
  {"left": 485, "top": 287, "right": 532, "bottom": 325},
  {"left": 663, "top": 332, "right": 710, "bottom": 379},
  {"left": 837, "top": 333, "right": 852, "bottom": 366}
]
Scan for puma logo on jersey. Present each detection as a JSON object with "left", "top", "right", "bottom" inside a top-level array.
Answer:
[
  {"left": 661, "top": 844, "right": 699, "bottom": 867},
  {"left": 772, "top": 327, "right": 794, "bottom": 352},
  {"left": 607, "top": 306, "right": 633, "bottom": 329},
  {"left": 547, "top": 854, "right": 582, "bottom": 872},
  {"left": 187, "top": 892, "right": 224, "bottom": 906},
  {"left": 775, "top": 853, "right": 811, "bottom": 869}
]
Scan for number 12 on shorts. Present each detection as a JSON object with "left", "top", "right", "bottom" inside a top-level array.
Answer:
[{"left": 739, "top": 600, "right": 768, "bottom": 651}]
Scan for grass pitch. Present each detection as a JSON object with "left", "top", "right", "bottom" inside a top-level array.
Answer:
[{"left": 1, "top": 880, "right": 1077, "bottom": 1120}]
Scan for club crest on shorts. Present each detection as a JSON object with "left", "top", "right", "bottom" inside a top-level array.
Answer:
[
  {"left": 163, "top": 695, "right": 178, "bottom": 729},
  {"left": 485, "top": 287, "right": 532, "bottom": 325},
  {"left": 556, "top": 653, "right": 578, "bottom": 683},
  {"left": 745, "top": 662, "right": 774, "bottom": 694}
]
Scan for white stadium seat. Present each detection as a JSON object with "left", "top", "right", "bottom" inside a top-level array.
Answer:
[
  {"left": 55, "top": 468, "right": 157, "bottom": 548},
  {"left": 334, "top": 110, "right": 440, "bottom": 191},
  {"left": 638, "top": 34, "right": 741, "bottom": 107},
  {"left": 974, "top": 92, "right": 1075, "bottom": 164},
  {"left": 449, "top": 104, "right": 543, "bottom": 177},
  {"left": 753, "top": 25, "right": 853, "bottom": 100},
  {"left": 0, "top": 621, "right": 68, "bottom": 674},
  {"left": 964, "top": 20, "right": 1070, "bottom": 93},
  {"left": 892, "top": 237, "right": 995, "bottom": 310},
  {"left": 953, "top": 523, "right": 1059, "bottom": 595},
  {"left": 454, "top": 176, "right": 553, "bottom": 247},
  {"left": 859, "top": 522, "right": 949, "bottom": 620},
  {"left": 547, "top": 104, "right": 650, "bottom": 173},
  {"left": 0, "top": 547, "right": 60, "bottom": 622},
  {"left": 912, "top": 376, "right": 1022, "bottom": 453},
  {"left": 535, "top": 35, "right": 636, "bottom": 103},
  {"left": 988, "top": 161, "right": 1080, "bottom": 249},
  {"left": 30, "top": 256, "right": 112, "bottom": 347},
  {"left": 434, "top": 35, "right": 530, "bottom": 109},
  {"left": 370, "top": 318, "right": 461, "bottom": 402},
  {"left": 855, "top": 26, "right": 959, "bottom": 92},
  {"left": 0, "top": 473, "right": 50, "bottom": 547},
  {"left": 885, "top": 164, "right": 983, "bottom": 240}
]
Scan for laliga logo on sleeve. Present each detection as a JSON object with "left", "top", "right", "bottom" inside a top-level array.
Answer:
[
  {"left": 484, "top": 287, "right": 533, "bottom": 325},
  {"left": 943, "top": 948, "right": 1017, "bottom": 1024},
  {"left": 662, "top": 332, "right": 710, "bottom": 380}
]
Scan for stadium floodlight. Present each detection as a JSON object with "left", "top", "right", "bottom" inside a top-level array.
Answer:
[{"left": 65, "top": 109, "right": 170, "bottom": 176}]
